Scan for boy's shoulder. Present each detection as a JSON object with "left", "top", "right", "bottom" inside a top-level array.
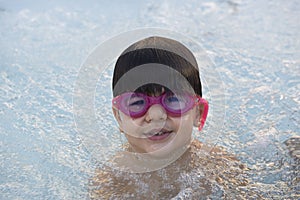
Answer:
[
  {"left": 90, "top": 166, "right": 138, "bottom": 199},
  {"left": 190, "top": 139, "right": 238, "bottom": 161},
  {"left": 90, "top": 140, "right": 250, "bottom": 199}
]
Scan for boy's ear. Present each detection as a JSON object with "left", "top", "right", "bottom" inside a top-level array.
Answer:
[
  {"left": 112, "top": 107, "right": 121, "bottom": 122},
  {"left": 112, "top": 107, "right": 123, "bottom": 132},
  {"left": 193, "top": 105, "right": 203, "bottom": 127}
]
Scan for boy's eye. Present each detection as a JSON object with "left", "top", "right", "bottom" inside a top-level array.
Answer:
[
  {"left": 129, "top": 99, "right": 145, "bottom": 106},
  {"left": 165, "top": 94, "right": 186, "bottom": 103},
  {"left": 127, "top": 96, "right": 146, "bottom": 112},
  {"left": 164, "top": 94, "right": 188, "bottom": 109},
  {"left": 166, "top": 96, "right": 180, "bottom": 102}
]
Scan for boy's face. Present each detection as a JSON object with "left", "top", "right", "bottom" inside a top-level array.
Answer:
[{"left": 113, "top": 91, "right": 200, "bottom": 158}]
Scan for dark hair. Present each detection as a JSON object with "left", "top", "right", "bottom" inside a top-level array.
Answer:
[{"left": 112, "top": 36, "right": 202, "bottom": 97}]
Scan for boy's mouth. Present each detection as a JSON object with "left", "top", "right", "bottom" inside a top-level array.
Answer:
[{"left": 145, "top": 128, "right": 173, "bottom": 141}]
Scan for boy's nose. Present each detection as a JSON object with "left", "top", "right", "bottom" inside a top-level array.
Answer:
[{"left": 145, "top": 104, "right": 167, "bottom": 122}]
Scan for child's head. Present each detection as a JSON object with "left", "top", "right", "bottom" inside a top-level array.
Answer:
[
  {"left": 112, "top": 36, "right": 202, "bottom": 97},
  {"left": 111, "top": 36, "right": 208, "bottom": 157}
]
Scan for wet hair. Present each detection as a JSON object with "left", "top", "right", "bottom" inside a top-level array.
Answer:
[{"left": 112, "top": 36, "right": 202, "bottom": 97}]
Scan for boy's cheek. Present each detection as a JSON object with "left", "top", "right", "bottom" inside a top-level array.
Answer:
[{"left": 119, "top": 119, "right": 144, "bottom": 137}]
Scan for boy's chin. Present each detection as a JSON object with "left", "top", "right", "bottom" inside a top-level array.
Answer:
[
  {"left": 146, "top": 146, "right": 186, "bottom": 160},
  {"left": 144, "top": 136, "right": 190, "bottom": 160},
  {"left": 111, "top": 136, "right": 192, "bottom": 173}
]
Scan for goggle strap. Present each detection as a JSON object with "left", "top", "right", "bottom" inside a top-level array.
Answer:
[{"left": 196, "top": 97, "right": 209, "bottom": 131}]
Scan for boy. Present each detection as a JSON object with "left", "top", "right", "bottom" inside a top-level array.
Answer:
[{"left": 90, "top": 36, "right": 251, "bottom": 199}]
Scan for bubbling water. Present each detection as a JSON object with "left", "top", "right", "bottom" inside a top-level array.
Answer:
[{"left": 89, "top": 140, "right": 261, "bottom": 199}]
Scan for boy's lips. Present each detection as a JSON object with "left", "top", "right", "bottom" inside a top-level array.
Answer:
[{"left": 144, "top": 128, "right": 173, "bottom": 141}]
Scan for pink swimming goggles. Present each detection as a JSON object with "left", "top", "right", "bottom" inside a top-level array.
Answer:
[{"left": 112, "top": 92, "right": 209, "bottom": 130}]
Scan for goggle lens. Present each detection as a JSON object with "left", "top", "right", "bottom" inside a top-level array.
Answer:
[{"left": 113, "top": 92, "right": 201, "bottom": 118}]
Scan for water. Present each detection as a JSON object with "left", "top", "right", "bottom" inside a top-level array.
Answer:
[{"left": 0, "top": 0, "right": 299, "bottom": 199}]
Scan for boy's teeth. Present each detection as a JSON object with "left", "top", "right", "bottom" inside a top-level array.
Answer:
[
  {"left": 154, "top": 131, "right": 161, "bottom": 136},
  {"left": 146, "top": 129, "right": 172, "bottom": 136},
  {"left": 155, "top": 131, "right": 167, "bottom": 136}
]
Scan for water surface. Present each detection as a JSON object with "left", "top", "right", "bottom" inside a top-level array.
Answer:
[{"left": 0, "top": 0, "right": 299, "bottom": 199}]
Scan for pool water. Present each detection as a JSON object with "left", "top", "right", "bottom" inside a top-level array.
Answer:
[{"left": 0, "top": 0, "right": 299, "bottom": 199}]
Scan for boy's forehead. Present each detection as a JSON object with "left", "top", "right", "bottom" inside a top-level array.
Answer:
[{"left": 113, "top": 63, "right": 195, "bottom": 96}]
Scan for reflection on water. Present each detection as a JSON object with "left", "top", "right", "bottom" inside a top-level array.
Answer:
[{"left": 0, "top": 0, "right": 299, "bottom": 199}]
